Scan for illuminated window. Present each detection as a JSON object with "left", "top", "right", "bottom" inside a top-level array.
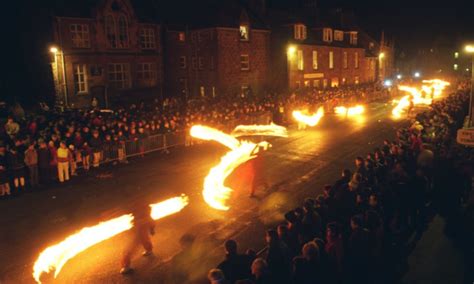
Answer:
[
  {"left": 354, "top": 76, "right": 360, "bottom": 84},
  {"left": 240, "top": 25, "right": 249, "bottom": 41},
  {"left": 312, "top": 50, "right": 318, "bottom": 70},
  {"left": 179, "top": 56, "right": 186, "bottom": 69},
  {"left": 313, "top": 79, "right": 320, "bottom": 88},
  {"left": 334, "top": 30, "right": 344, "bottom": 41},
  {"left": 108, "top": 63, "right": 130, "bottom": 89},
  {"left": 70, "top": 24, "right": 90, "bottom": 48},
  {"left": 294, "top": 24, "right": 307, "bottom": 40},
  {"left": 241, "top": 54, "right": 250, "bottom": 70},
  {"left": 200, "top": 86, "right": 205, "bottom": 97},
  {"left": 140, "top": 28, "right": 156, "bottom": 49},
  {"left": 343, "top": 52, "right": 348, "bottom": 69},
  {"left": 350, "top": 32, "right": 358, "bottom": 45},
  {"left": 329, "top": 51, "right": 334, "bottom": 69},
  {"left": 323, "top": 28, "right": 332, "bottom": 42},
  {"left": 178, "top": 32, "right": 186, "bottom": 42},
  {"left": 73, "top": 64, "right": 88, "bottom": 93},
  {"left": 297, "top": 50, "right": 304, "bottom": 70},
  {"left": 355, "top": 52, "right": 359, "bottom": 68},
  {"left": 331, "top": 77, "right": 339, "bottom": 87},
  {"left": 454, "top": 52, "right": 459, "bottom": 58},
  {"left": 453, "top": 64, "right": 458, "bottom": 70}
]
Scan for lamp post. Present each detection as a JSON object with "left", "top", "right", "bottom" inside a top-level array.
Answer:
[
  {"left": 465, "top": 45, "right": 474, "bottom": 127},
  {"left": 287, "top": 45, "right": 296, "bottom": 91},
  {"left": 378, "top": 52, "right": 385, "bottom": 81}
]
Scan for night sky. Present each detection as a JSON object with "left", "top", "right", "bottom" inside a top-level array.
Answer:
[{"left": 3, "top": 0, "right": 474, "bottom": 104}]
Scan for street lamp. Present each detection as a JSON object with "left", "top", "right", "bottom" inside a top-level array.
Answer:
[
  {"left": 50, "top": 47, "right": 58, "bottom": 53},
  {"left": 396, "top": 74, "right": 402, "bottom": 80},
  {"left": 414, "top": 72, "right": 421, "bottom": 78},
  {"left": 378, "top": 52, "right": 385, "bottom": 60},
  {"left": 464, "top": 44, "right": 474, "bottom": 127}
]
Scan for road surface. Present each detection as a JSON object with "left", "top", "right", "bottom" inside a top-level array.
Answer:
[{"left": 0, "top": 102, "right": 404, "bottom": 283}]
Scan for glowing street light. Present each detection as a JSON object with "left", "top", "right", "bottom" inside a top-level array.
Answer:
[
  {"left": 396, "top": 74, "right": 402, "bottom": 80},
  {"left": 50, "top": 46, "right": 58, "bottom": 53},
  {"left": 379, "top": 52, "right": 385, "bottom": 60},
  {"left": 384, "top": 79, "right": 393, "bottom": 87},
  {"left": 465, "top": 45, "right": 474, "bottom": 53},
  {"left": 465, "top": 44, "right": 474, "bottom": 126},
  {"left": 287, "top": 46, "right": 296, "bottom": 58},
  {"left": 414, "top": 72, "right": 421, "bottom": 78}
]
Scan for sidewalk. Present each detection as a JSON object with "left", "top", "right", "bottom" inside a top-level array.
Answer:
[{"left": 402, "top": 215, "right": 465, "bottom": 284}]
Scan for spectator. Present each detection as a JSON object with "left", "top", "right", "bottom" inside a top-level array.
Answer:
[
  {"left": 0, "top": 144, "right": 10, "bottom": 197},
  {"left": 57, "top": 141, "right": 70, "bottom": 183},
  {"left": 89, "top": 130, "right": 102, "bottom": 168},
  {"left": 37, "top": 140, "right": 51, "bottom": 185},
  {"left": 217, "top": 240, "right": 252, "bottom": 283},
  {"left": 24, "top": 143, "right": 39, "bottom": 188},
  {"left": 82, "top": 142, "right": 91, "bottom": 171},
  {"left": 208, "top": 268, "right": 228, "bottom": 284},
  {"left": 4, "top": 117, "right": 20, "bottom": 139},
  {"left": 265, "top": 229, "right": 291, "bottom": 284},
  {"left": 48, "top": 141, "right": 58, "bottom": 182},
  {"left": 7, "top": 147, "right": 26, "bottom": 192},
  {"left": 251, "top": 258, "right": 271, "bottom": 284}
]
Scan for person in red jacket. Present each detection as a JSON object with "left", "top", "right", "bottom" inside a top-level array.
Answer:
[{"left": 120, "top": 204, "right": 155, "bottom": 274}]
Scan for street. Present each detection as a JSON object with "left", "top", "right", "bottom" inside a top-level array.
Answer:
[{"left": 0, "top": 102, "right": 404, "bottom": 283}]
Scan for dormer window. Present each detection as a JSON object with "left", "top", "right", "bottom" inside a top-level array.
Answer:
[
  {"left": 178, "top": 32, "right": 186, "bottom": 42},
  {"left": 323, "top": 28, "right": 333, "bottom": 42},
  {"left": 294, "top": 24, "right": 307, "bottom": 40},
  {"left": 350, "top": 32, "right": 358, "bottom": 45},
  {"left": 334, "top": 30, "right": 344, "bottom": 41},
  {"left": 240, "top": 25, "right": 249, "bottom": 41}
]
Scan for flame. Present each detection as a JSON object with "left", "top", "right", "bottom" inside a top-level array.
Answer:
[
  {"left": 392, "top": 95, "right": 411, "bottom": 119},
  {"left": 231, "top": 123, "right": 288, "bottom": 137},
  {"left": 191, "top": 125, "right": 286, "bottom": 211},
  {"left": 292, "top": 106, "right": 324, "bottom": 127},
  {"left": 33, "top": 195, "right": 189, "bottom": 283},
  {"left": 334, "top": 105, "right": 365, "bottom": 116}
]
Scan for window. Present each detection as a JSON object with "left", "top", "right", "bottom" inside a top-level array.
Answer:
[
  {"left": 70, "top": 24, "right": 90, "bottom": 48},
  {"left": 342, "top": 77, "right": 346, "bottom": 85},
  {"left": 108, "top": 63, "right": 130, "bottom": 89},
  {"left": 323, "top": 28, "right": 332, "bottom": 42},
  {"left": 343, "top": 52, "right": 348, "bottom": 69},
  {"left": 329, "top": 51, "right": 334, "bottom": 69},
  {"left": 297, "top": 50, "right": 304, "bottom": 70},
  {"left": 331, "top": 77, "right": 339, "bottom": 88},
  {"left": 73, "top": 64, "right": 88, "bottom": 93},
  {"left": 323, "top": 79, "right": 328, "bottom": 88},
  {"left": 354, "top": 76, "right": 360, "bottom": 84},
  {"left": 192, "top": 57, "right": 197, "bottom": 69},
  {"left": 313, "top": 80, "right": 320, "bottom": 88},
  {"left": 200, "top": 86, "right": 205, "bottom": 97},
  {"left": 179, "top": 32, "right": 186, "bottom": 42},
  {"left": 334, "top": 30, "right": 344, "bottom": 41},
  {"left": 210, "top": 56, "right": 215, "bottom": 70},
  {"left": 105, "top": 15, "right": 116, "bottom": 48},
  {"left": 350, "top": 32, "right": 358, "bottom": 45},
  {"left": 240, "top": 25, "right": 249, "bottom": 41},
  {"left": 136, "top": 63, "right": 156, "bottom": 80},
  {"left": 312, "top": 50, "right": 318, "bottom": 70},
  {"left": 117, "top": 15, "right": 129, "bottom": 48},
  {"left": 179, "top": 56, "right": 187, "bottom": 69},
  {"left": 198, "top": 57, "right": 204, "bottom": 70},
  {"left": 212, "top": 86, "right": 216, "bottom": 98},
  {"left": 294, "top": 24, "right": 307, "bottom": 40},
  {"left": 241, "top": 54, "right": 250, "bottom": 70},
  {"left": 355, "top": 52, "right": 359, "bottom": 68},
  {"left": 454, "top": 52, "right": 459, "bottom": 59},
  {"left": 140, "top": 28, "right": 156, "bottom": 49}
]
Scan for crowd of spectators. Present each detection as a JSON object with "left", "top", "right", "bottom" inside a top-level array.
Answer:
[
  {"left": 0, "top": 83, "right": 385, "bottom": 197},
  {"left": 207, "top": 85, "right": 473, "bottom": 284}
]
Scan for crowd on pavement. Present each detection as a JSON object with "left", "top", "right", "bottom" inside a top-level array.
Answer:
[
  {"left": 206, "top": 83, "right": 473, "bottom": 284},
  {"left": 0, "top": 83, "right": 386, "bottom": 197}
]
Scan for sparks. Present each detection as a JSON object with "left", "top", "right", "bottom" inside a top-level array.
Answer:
[
  {"left": 33, "top": 195, "right": 189, "bottom": 283},
  {"left": 292, "top": 106, "right": 325, "bottom": 127},
  {"left": 334, "top": 105, "right": 365, "bottom": 116}
]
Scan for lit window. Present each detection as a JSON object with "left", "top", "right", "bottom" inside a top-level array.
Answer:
[
  {"left": 241, "top": 54, "right": 250, "bottom": 70},
  {"left": 179, "top": 56, "right": 186, "bottom": 69},
  {"left": 108, "top": 63, "right": 130, "bottom": 89},
  {"left": 200, "top": 86, "right": 205, "bottom": 97},
  {"left": 331, "top": 77, "right": 339, "bottom": 87},
  {"left": 350, "top": 32, "right": 358, "bottom": 45},
  {"left": 355, "top": 52, "right": 359, "bottom": 68},
  {"left": 354, "top": 76, "right": 360, "bottom": 84},
  {"left": 179, "top": 32, "right": 186, "bottom": 42},
  {"left": 453, "top": 64, "right": 458, "bottom": 70},
  {"left": 313, "top": 80, "right": 320, "bottom": 88},
  {"left": 136, "top": 63, "right": 156, "bottom": 87},
  {"left": 297, "top": 50, "right": 304, "bottom": 70},
  {"left": 70, "top": 24, "right": 90, "bottom": 48},
  {"left": 323, "top": 28, "right": 333, "bottom": 42},
  {"left": 73, "top": 64, "right": 88, "bottom": 93},
  {"left": 343, "top": 52, "right": 348, "bottom": 69},
  {"left": 454, "top": 52, "right": 459, "bottom": 58},
  {"left": 334, "top": 30, "right": 344, "bottom": 41},
  {"left": 294, "top": 24, "right": 307, "bottom": 40},
  {"left": 240, "top": 25, "right": 249, "bottom": 41},
  {"left": 312, "top": 50, "right": 318, "bottom": 70},
  {"left": 140, "top": 28, "right": 156, "bottom": 49},
  {"left": 329, "top": 51, "right": 334, "bottom": 69}
]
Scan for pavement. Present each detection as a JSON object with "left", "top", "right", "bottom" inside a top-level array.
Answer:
[{"left": 0, "top": 101, "right": 461, "bottom": 284}]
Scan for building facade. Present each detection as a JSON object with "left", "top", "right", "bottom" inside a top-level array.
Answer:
[
  {"left": 51, "top": 0, "right": 163, "bottom": 108},
  {"left": 164, "top": 7, "right": 270, "bottom": 98}
]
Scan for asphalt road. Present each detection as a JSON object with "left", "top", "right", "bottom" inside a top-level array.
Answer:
[{"left": 0, "top": 102, "right": 405, "bottom": 284}]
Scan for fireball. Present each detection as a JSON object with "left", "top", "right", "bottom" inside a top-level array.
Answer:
[
  {"left": 292, "top": 106, "right": 324, "bottom": 127},
  {"left": 334, "top": 105, "right": 365, "bottom": 116}
]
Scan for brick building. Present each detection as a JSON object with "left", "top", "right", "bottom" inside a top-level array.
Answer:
[
  {"left": 164, "top": 1, "right": 270, "bottom": 98},
  {"left": 51, "top": 0, "right": 163, "bottom": 108},
  {"left": 267, "top": 6, "right": 378, "bottom": 92}
]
